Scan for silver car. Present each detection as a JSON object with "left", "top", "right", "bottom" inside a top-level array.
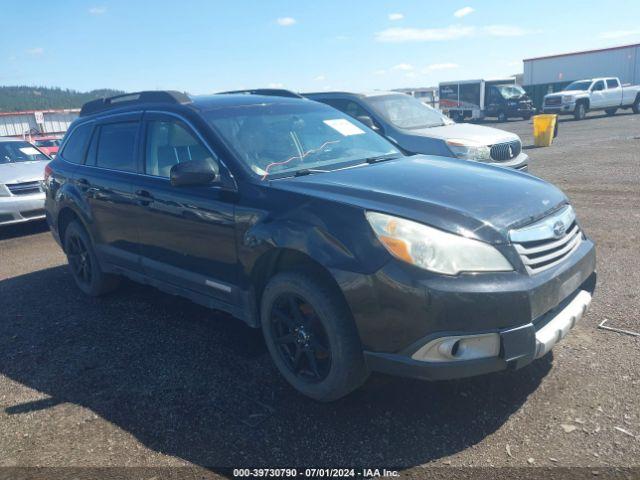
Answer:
[
  {"left": 0, "top": 137, "right": 50, "bottom": 226},
  {"left": 305, "top": 91, "right": 529, "bottom": 171}
]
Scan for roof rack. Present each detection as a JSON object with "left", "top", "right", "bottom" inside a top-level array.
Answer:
[
  {"left": 79, "top": 90, "right": 192, "bottom": 117},
  {"left": 217, "top": 88, "right": 303, "bottom": 99}
]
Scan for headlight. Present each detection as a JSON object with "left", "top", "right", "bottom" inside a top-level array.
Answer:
[
  {"left": 562, "top": 95, "right": 574, "bottom": 103},
  {"left": 366, "top": 212, "right": 513, "bottom": 275},
  {"left": 0, "top": 183, "right": 11, "bottom": 197},
  {"left": 446, "top": 139, "right": 492, "bottom": 162}
]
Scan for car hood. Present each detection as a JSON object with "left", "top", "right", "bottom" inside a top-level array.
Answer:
[
  {"left": 546, "top": 90, "right": 585, "bottom": 98},
  {"left": 406, "top": 123, "right": 518, "bottom": 146},
  {"left": 273, "top": 155, "right": 567, "bottom": 244},
  {"left": 0, "top": 160, "right": 49, "bottom": 184}
]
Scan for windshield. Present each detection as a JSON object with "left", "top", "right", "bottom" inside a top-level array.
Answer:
[
  {"left": 366, "top": 94, "right": 450, "bottom": 129},
  {"left": 564, "top": 80, "right": 593, "bottom": 91},
  {"left": 495, "top": 85, "right": 526, "bottom": 99},
  {"left": 0, "top": 141, "right": 49, "bottom": 164},
  {"left": 204, "top": 102, "right": 400, "bottom": 178}
]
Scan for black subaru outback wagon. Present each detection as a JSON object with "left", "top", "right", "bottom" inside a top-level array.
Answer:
[{"left": 45, "top": 91, "right": 596, "bottom": 401}]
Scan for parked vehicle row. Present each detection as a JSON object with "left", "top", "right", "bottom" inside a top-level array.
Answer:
[
  {"left": 542, "top": 77, "right": 640, "bottom": 120},
  {"left": 44, "top": 91, "right": 596, "bottom": 401}
]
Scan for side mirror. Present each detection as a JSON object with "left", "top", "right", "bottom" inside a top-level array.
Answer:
[
  {"left": 356, "top": 115, "right": 378, "bottom": 131},
  {"left": 170, "top": 158, "right": 220, "bottom": 187}
]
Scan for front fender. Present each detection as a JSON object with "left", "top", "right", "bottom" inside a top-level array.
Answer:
[
  {"left": 575, "top": 94, "right": 589, "bottom": 105},
  {"left": 235, "top": 196, "right": 389, "bottom": 287}
]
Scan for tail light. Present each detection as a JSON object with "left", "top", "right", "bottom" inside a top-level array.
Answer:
[{"left": 44, "top": 164, "right": 53, "bottom": 185}]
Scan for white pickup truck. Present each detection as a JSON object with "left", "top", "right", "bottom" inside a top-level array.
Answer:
[{"left": 542, "top": 77, "right": 640, "bottom": 120}]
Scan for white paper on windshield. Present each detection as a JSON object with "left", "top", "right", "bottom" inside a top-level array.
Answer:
[
  {"left": 19, "top": 147, "right": 41, "bottom": 156},
  {"left": 323, "top": 119, "right": 365, "bottom": 136}
]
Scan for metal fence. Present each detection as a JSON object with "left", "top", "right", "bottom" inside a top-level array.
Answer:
[{"left": 0, "top": 110, "right": 79, "bottom": 137}]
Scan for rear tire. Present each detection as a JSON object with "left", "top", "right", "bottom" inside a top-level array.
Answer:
[
  {"left": 632, "top": 96, "right": 640, "bottom": 114},
  {"left": 574, "top": 102, "right": 587, "bottom": 120},
  {"left": 64, "top": 221, "right": 120, "bottom": 296},
  {"left": 605, "top": 108, "right": 617, "bottom": 116},
  {"left": 522, "top": 114, "right": 532, "bottom": 121},
  {"left": 261, "top": 271, "right": 369, "bottom": 402}
]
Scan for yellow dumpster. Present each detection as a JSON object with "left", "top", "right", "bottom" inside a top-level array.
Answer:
[{"left": 532, "top": 114, "right": 557, "bottom": 147}]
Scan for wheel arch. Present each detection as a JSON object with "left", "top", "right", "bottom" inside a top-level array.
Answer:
[
  {"left": 249, "top": 247, "right": 353, "bottom": 327},
  {"left": 576, "top": 97, "right": 590, "bottom": 109},
  {"left": 57, "top": 206, "right": 85, "bottom": 252}
]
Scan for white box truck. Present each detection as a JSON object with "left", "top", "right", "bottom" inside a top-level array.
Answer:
[{"left": 439, "top": 78, "right": 535, "bottom": 122}]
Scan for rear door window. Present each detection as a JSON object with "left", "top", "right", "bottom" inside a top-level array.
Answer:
[
  {"left": 61, "top": 123, "right": 93, "bottom": 164},
  {"left": 606, "top": 79, "right": 620, "bottom": 89},
  {"left": 95, "top": 122, "right": 139, "bottom": 172}
]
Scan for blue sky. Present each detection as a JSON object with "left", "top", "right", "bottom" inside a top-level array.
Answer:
[{"left": 2, "top": 0, "right": 640, "bottom": 94}]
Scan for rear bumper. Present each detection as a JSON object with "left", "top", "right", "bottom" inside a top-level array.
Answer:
[
  {"left": 0, "top": 193, "right": 46, "bottom": 225},
  {"left": 365, "top": 272, "right": 596, "bottom": 380}
]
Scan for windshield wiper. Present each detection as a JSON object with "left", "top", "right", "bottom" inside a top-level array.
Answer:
[
  {"left": 363, "top": 153, "right": 403, "bottom": 164},
  {"left": 294, "top": 168, "right": 330, "bottom": 177}
]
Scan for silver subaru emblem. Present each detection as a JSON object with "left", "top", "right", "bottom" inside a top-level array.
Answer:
[{"left": 553, "top": 221, "right": 566, "bottom": 238}]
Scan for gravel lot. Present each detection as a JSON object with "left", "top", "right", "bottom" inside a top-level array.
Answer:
[{"left": 0, "top": 111, "right": 638, "bottom": 477}]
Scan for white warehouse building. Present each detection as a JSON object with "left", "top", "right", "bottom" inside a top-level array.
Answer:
[{"left": 522, "top": 43, "right": 640, "bottom": 108}]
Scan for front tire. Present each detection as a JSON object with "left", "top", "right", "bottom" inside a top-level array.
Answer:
[
  {"left": 574, "top": 102, "right": 587, "bottom": 120},
  {"left": 261, "top": 271, "right": 369, "bottom": 402},
  {"left": 64, "top": 221, "right": 120, "bottom": 296}
]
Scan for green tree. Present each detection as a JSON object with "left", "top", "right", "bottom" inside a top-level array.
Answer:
[{"left": 0, "top": 86, "right": 125, "bottom": 112}]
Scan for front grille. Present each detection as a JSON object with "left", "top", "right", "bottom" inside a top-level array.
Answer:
[
  {"left": 490, "top": 140, "right": 521, "bottom": 162},
  {"left": 511, "top": 207, "right": 583, "bottom": 275},
  {"left": 6, "top": 181, "right": 42, "bottom": 196},
  {"left": 545, "top": 97, "right": 561, "bottom": 106}
]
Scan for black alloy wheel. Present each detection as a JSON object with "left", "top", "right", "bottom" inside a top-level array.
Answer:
[
  {"left": 269, "top": 293, "right": 332, "bottom": 383},
  {"left": 67, "top": 232, "right": 92, "bottom": 287},
  {"left": 63, "top": 220, "right": 120, "bottom": 296}
]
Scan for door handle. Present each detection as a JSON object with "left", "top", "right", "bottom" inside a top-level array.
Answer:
[{"left": 135, "top": 189, "right": 154, "bottom": 205}]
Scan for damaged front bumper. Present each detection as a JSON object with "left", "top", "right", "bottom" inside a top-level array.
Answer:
[{"left": 364, "top": 272, "right": 596, "bottom": 380}]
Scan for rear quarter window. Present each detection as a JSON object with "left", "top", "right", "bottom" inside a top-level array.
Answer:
[{"left": 60, "top": 123, "right": 93, "bottom": 164}]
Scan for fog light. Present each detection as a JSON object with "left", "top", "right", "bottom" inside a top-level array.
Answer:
[{"left": 412, "top": 333, "right": 500, "bottom": 363}]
